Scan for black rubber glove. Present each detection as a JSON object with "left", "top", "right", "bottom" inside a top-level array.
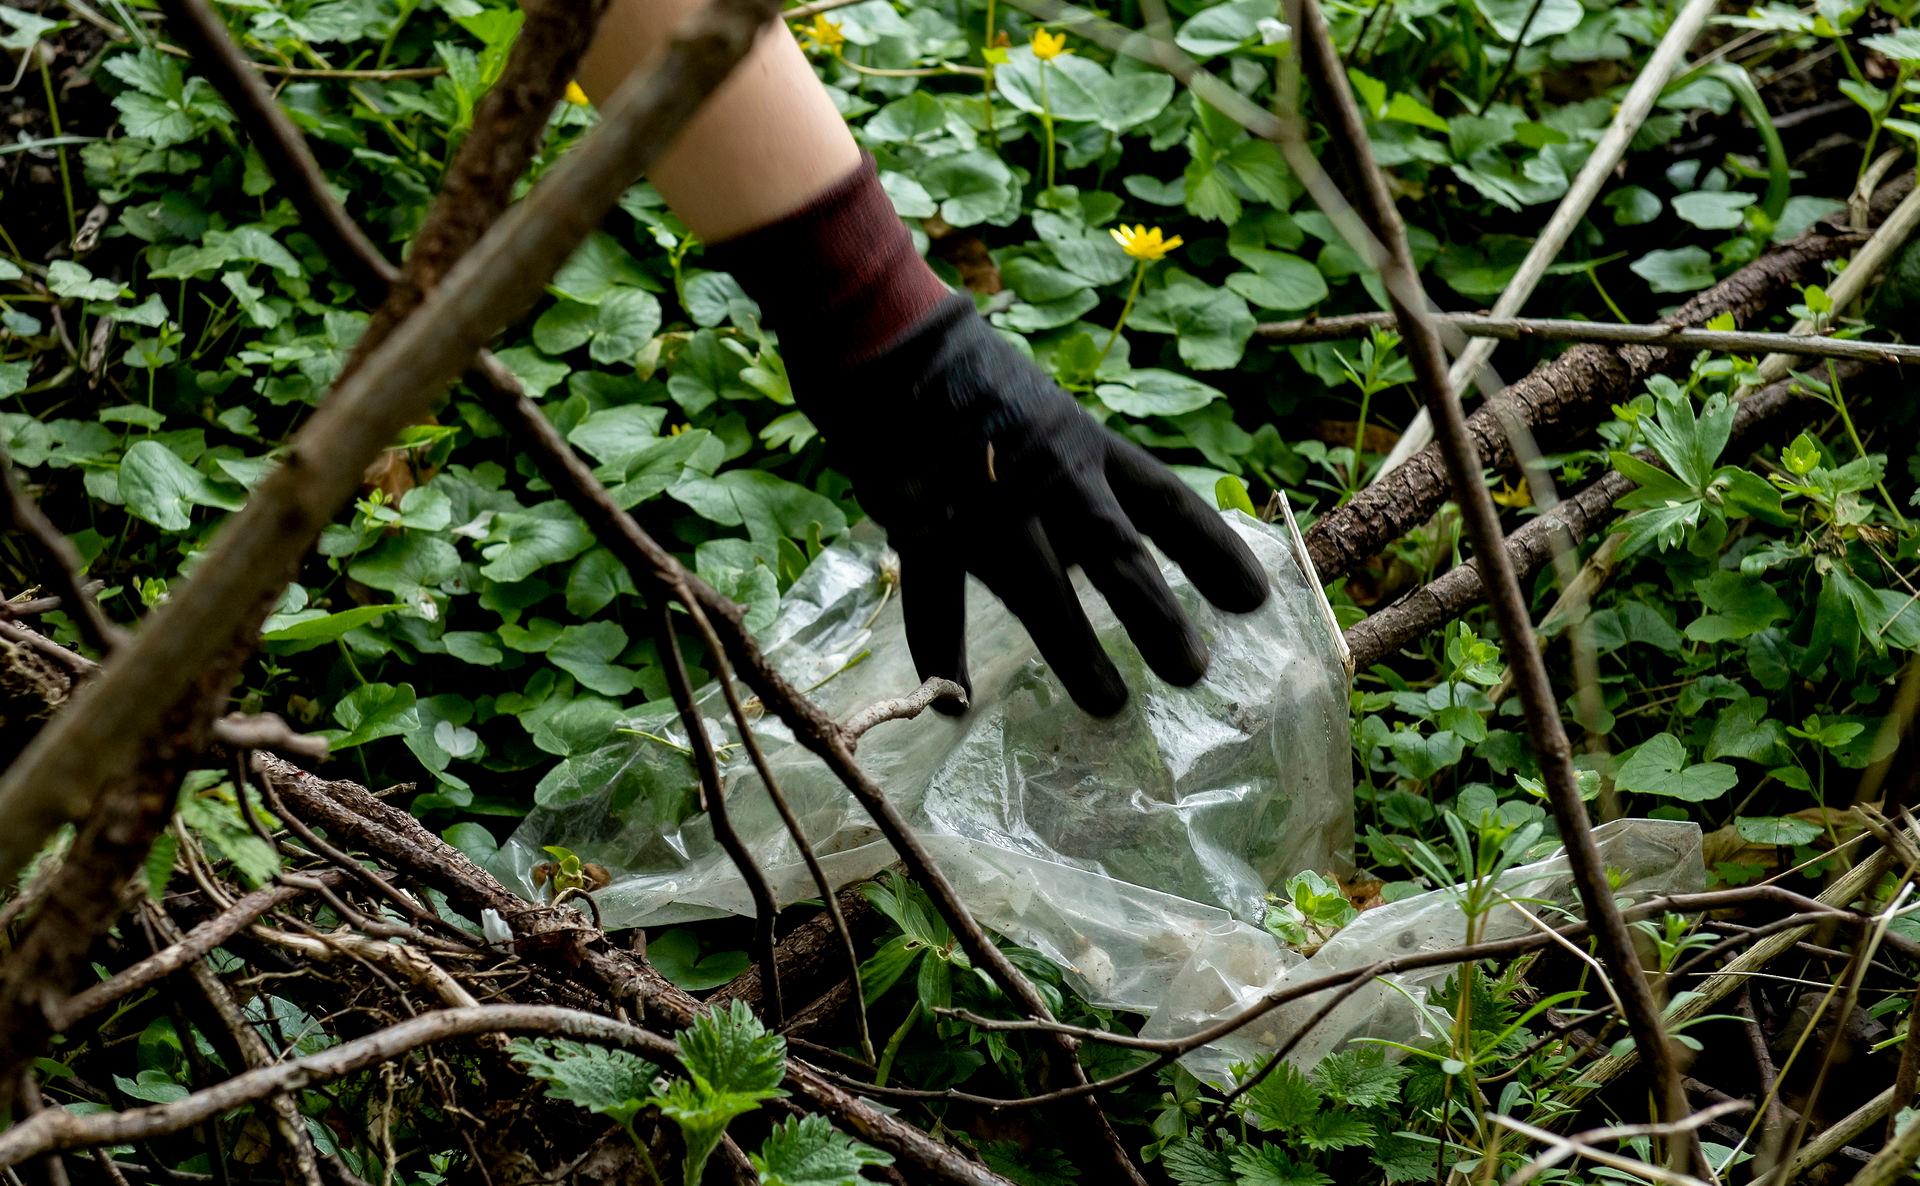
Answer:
[{"left": 707, "top": 158, "right": 1269, "bottom": 715}]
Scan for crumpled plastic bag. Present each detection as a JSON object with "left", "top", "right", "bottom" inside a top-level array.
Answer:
[
  {"left": 498, "top": 508, "right": 1354, "bottom": 986},
  {"left": 1139, "top": 816, "right": 1706, "bottom": 1084},
  {"left": 497, "top": 506, "right": 1706, "bottom": 1081}
]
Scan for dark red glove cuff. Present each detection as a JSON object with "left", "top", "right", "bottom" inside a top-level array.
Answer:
[{"left": 701, "top": 154, "right": 951, "bottom": 376}]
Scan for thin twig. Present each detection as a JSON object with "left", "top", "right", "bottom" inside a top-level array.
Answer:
[
  {"left": 1375, "top": 0, "right": 1721, "bottom": 475},
  {"left": 1495, "top": 1104, "right": 1745, "bottom": 1186},
  {"left": 839, "top": 676, "right": 967, "bottom": 748},
  {"left": 0, "top": 459, "right": 120, "bottom": 653},
  {"left": 209, "top": 712, "right": 328, "bottom": 761},
  {"left": 0, "top": 1007, "right": 681, "bottom": 1166},
  {"left": 1285, "top": 0, "right": 1692, "bottom": 1151},
  {"left": 1253, "top": 310, "right": 1920, "bottom": 366}
]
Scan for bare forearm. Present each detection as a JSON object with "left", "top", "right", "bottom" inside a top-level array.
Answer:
[{"left": 575, "top": 0, "right": 859, "bottom": 242}]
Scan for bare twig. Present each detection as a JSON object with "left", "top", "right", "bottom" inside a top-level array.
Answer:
[
  {"left": 1495, "top": 1104, "right": 1745, "bottom": 1186},
  {"left": 0, "top": 1007, "right": 680, "bottom": 1166},
  {"left": 209, "top": 712, "right": 328, "bottom": 761},
  {"left": 1284, "top": 0, "right": 1690, "bottom": 1146},
  {"left": 1752, "top": 1087, "right": 1898, "bottom": 1186},
  {"left": 840, "top": 677, "right": 967, "bottom": 748},
  {"left": 1376, "top": 0, "right": 1720, "bottom": 475},
  {"left": 0, "top": 460, "right": 120, "bottom": 654},
  {"left": 652, "top": 604, "right": 786, "bottom": 1029},
  {"left": 1840, "top": 1092, "right": 1920, "bottom": 1186},
  {"left": 54, "top": 876, "right": 334, "bottom": 1028},
  {"left": 1253, "top": 310, "right": 1920, "bottom": 366},
  {"left": 1754, "top": 185, "right": 1920, "bottom": 386}
]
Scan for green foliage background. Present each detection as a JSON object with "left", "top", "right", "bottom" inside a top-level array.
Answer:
[{"left": 6, "top": 0, "right": 1920, "bottom": 1178}]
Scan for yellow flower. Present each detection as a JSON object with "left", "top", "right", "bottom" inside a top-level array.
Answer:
[
  {"left": 668, "top": 422, "right": 688, "bottom": 437},
  {"left": 800, "top": 14, "right": 846, "bottom": 52},
  {"left": 1031, "top": 28, "right": 1071, "bottom": 61},
  {"left": 1490, "top": 476, "right": 1531, "bottom": 508},
  {"left": 1109, "top": 224, "right": 1183, "bottom": 261},
  {"left": 563, "top": 80, "right": 590, "bottom": 106}
]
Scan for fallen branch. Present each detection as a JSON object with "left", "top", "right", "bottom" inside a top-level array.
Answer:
[
  {"left": 1302, "top": 220, "right": 1863, "bottom": 584},
  {"left": 1343, "top": 364, "right": 1844, "bottom": 669},
  {"left": 0, "top": 1006, "right": 680, "bottom": 1166},
  {"left": 1255, "top": 311, "right": 1920, "bottom": 366},
  {"left": 54, "top": 874, "right": 335, "bottom": 1028}
]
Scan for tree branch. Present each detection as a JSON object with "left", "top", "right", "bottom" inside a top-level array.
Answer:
[
  {"left": 1254, "top": 310, "right": 1920, "bottom": 367},
  {"left": 1285, "top": 0, "right": 1692, "bottom": 1150}
]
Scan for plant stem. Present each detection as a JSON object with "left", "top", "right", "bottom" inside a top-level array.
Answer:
[
  {"left": 1096, "top": 259, "right": 1148, "bottom": 366},
  {"left": 1044, "top": 60, "right": 1059, "bottom": 187},
  {"left": 874, "top": 1000, "right": 920, "bottom": 1087},
  {"left": 1825, "top": 360, "right": 1907, "bottom": 528},
  {"left": 37, "top": 61, "right": 77, "bottom": 243}
]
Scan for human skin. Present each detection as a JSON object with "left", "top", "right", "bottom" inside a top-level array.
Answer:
[{"left": 575, "top": 0, "right": 862, "bottom": 242}]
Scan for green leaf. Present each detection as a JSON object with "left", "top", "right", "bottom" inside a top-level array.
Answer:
[
  {"left": 1605, "top": 186, "right": 1663, "bottom": 225},
  {"left": 480, "top": 503, "right": 595, "bottom": 582},
  {"left": 1672, "top": 190, "right": 1756, "bottom": 230},
  {"left": 548, "top": 621, "right": 641, "bottom": 696},
  {"left": 46, "top": 260, "right": 125, "bottom": 301},
  {"left": 508, "top": 1038, "right": 658, "bottom": 1127},
  {"left": 670, "top": 469, "right": 846, "bottom": 542},
  {"left": 567, "top": 404, "right": 668, "bottom": 469},
  {"left": 1216, "top": 474, "right": 1258, "bottom": 516},
  {"left": 1734, "top": 816, "right": 1823, "bottom": 846},
  {"left": 1475, "top": 0, "right": 1583, "bottom": 41},
  {"left": 589, "top": 288, "right": 662, "bottom": 364},
  {"left": 648, "top": 929, "right": 749, "bottom": 992},
  {"left": 1614, "top": 733, "right": 1738, "bottom": 801},
  {"left": 1093, "top": 71, "right": 1175, "bottom": 133},
  {"left": 676, "top": 998, "right": 787, "bottom": 1098},
  {"left": 1686, "top": 570, "right": 1788, "bottom": 642},
  {"left": 550, "top": 231, "right": 657, "bottom": 303},
  {"left": 752, "top": 1114, "right": 892, "bottom": 1186},
  {"left": 1300, "top": 1111, "right": 1376, "bottom": 1152},
  {"left": 1239, "top": 1058, "right": 1320, "bottom": 1132},
  {"left": 262, "top": 603, "right": 403, "bottom": 644},
  {"left": 922, "top": 151, "right": 1017, "bottom": 227},
  {"left": 119, "top": 441, "right": 241, "bottom": 531},
  {"left": 177, "top": 777, "right": 280, "bottom": 888},
  {"left": 1174, "top": 0, "right": 1278, "bottom": 56},
  {"left": 865, "top": 92, "right": 947, "bottom": 143},
  {"left": 1861, "top": 28, "right": 1920, "bottom": 61},
  {"left": 1096, "top": 369, "right": 1225, "bottom": 417},
  {"left": 325, "top": 682, "right": 420, "bottom": 750},
  {"left": 1224, "top": 248, "right": 1328, "bottom": 311},
  {"left": 492, "top": 346, "right": 570, "bottom": 400},
  {"left": 1160, "top": 1136, "right": 1236, "bottom": 1186},
  {"left": 1131, "top": 274, "right": 1254, "bottom": 370},
  {"left": 1630, "top": 246, "right": 1716, "bottom": 293},
  {"left": 996, "top": 52, "right": 1107, "bottom": 123},
  {"left": 1228, "top": 1143, "right": 1334, "bottom": 1186},
  {"left": 349, "top": 535, "right": 460, "bottom": 605},
  {"left": 1312, "top": 1048, "right": 1407, "bottom": 1108}
]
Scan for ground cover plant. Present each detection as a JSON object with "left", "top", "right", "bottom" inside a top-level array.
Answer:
[{"left": 1, "top": 0, "right": 1920, "bottom": 1181}]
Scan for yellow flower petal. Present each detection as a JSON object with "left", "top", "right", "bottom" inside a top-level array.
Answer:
[
  {"left": 563, "top": 80, "right": 590, "bottom": 106},
  {"left": 1109, "top": 223, "right": 1181, "bottom": 261},
  {"left": 801, "top": 14, "right": 846, "bottom": 51},
  {"left": 1031, "top": 28, "right": 1070, "bottom": 60}
]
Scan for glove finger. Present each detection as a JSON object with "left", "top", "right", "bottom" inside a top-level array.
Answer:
[
  {"left": 973, "top": 519, "right": 1129, "bottom": 717},
  {"left": 1106, "top": 438, "right": 1269, "bottom": 614},
  {"left": 899, "top": 545, "right": 971, "bottom": 715},
  {"left": 1061, "top": 488, "right": 1210, "bottom": 688}
]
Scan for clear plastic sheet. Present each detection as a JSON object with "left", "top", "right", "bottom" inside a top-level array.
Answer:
[
  {"left": 498, "top": 508, "right": 1353, "bottom": 977},
  {"left": 1140, "top": 817, "right": 1707, "bottom": 1084},
  {"left": 497, "top": 509, "right": 1705, "bottom": 1080}
]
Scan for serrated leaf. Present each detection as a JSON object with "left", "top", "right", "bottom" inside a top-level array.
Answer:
[
  {"left": 752, "top": 1115, "right": 892, "bottom": 1186},
  {"left": 1239, "top": 1058, "right": 1320, "bottom": 1132},
  {"left": 1228, "top": 1142, "right": 1333, "bottom": 1186},
  {"left": 1159, "top": 1136, "right": 1235, "bottom": 1186},
  {"left": 676, "top": 999, "right": 786, "bottom": 1098},
  {"left": 508, "top": 1038, "right": 657, "bottom": 1127}
]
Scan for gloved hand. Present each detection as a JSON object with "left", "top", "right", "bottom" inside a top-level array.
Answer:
[{"left": 707, "top": 157, "right": 1268, "bottom": 715}]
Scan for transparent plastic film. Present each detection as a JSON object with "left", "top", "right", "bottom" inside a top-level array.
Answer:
[{"left": 499, "top": 508, "right": 1354, "bottom": 1000}]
